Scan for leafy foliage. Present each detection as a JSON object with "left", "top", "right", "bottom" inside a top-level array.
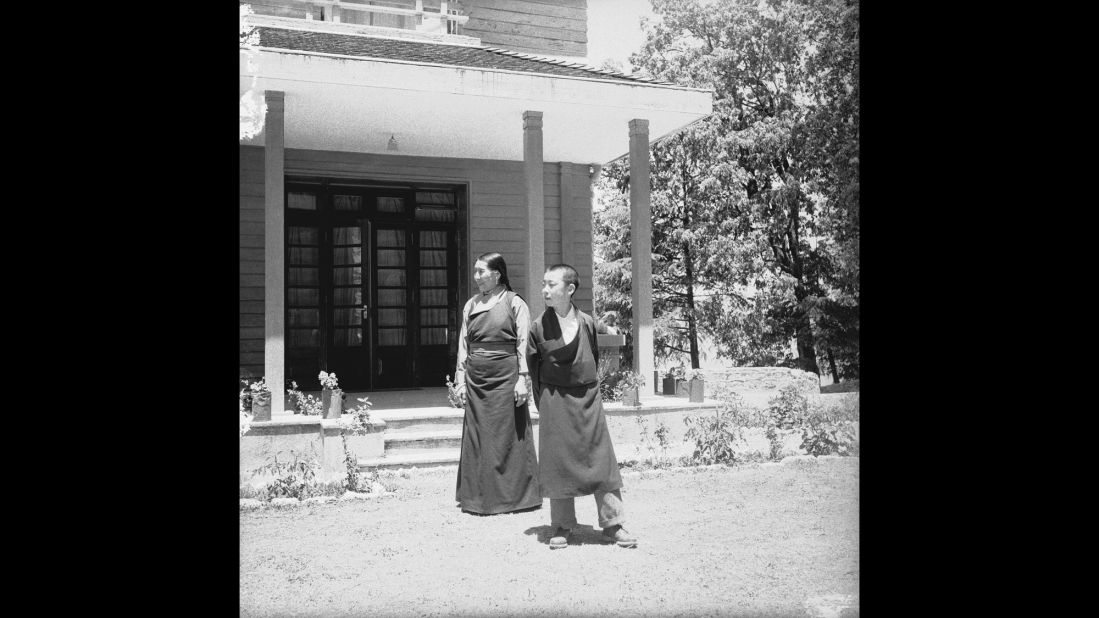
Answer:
[
  {"left": 444, "top": 374, "right": 464, "bottom": 408},
  {"left": 342, "top": 435, "right": 362, "bottom": 492},
  {"left": 682, "top": 391, "right": 756, "bottom": 465},
  {"left": 341, "top": 397, "right": 375, "bottom": 435},
  {"left": 762, "top": 384, "right": 858, "bottom": 458},
  {"left": 596, "top": 0, "right": 859, "bottom": 378},
  {"left": 634, "top": 415, "right": 673, "bottom": 467},
  {"left": 256, "top": 450, "right": 323, "bottom": 501},
  {"left": 287, "top": 381, "right": 324, "bottom": 416}
]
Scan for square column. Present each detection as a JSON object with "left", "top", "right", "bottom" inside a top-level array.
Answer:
[
  {"left": 524, "top": 111, "right": 545, "bottom": 317},
  {"left": 264, "top": 91, "right": 286, "bottom": 415},
  {"left": 628, "top": 119, "right": 655, "bottom": 389}
]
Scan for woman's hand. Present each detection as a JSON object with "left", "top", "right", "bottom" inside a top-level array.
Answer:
[{"left": 514, "top": 374, "right": 530, "bottom": 406}]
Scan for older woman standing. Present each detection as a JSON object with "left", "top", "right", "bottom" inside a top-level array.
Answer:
[{"left": 452, "top": 252, "right": 541, "bottom": 515}]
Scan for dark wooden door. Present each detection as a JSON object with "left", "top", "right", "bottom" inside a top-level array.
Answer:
[
  {"left": 324, "top": 221, "right": 372, "bottom": 390},
  {"left": 284, "top": 180, "right": 460, "bottom": 391}
]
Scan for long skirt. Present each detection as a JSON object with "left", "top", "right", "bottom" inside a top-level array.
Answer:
[
  {"left": 537, "top": 382, "right": 622, "bottom": 499},
  {"left": 455, "top": 349, "right": 541, "bottom": 514}
]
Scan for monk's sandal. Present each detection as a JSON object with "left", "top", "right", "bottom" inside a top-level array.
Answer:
[
  {"left": 549, "top": 527, "right": 571, "bottom": 549},
  {"left": 601, "top": 525, "right": 637, "bottom": 548}
]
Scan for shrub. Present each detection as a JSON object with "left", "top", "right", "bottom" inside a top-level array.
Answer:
[
  {"left": 254, "top": 450, "right": 323, "bottom": 501},
  {"left": 762, "top": 385, "right": 860, "bottom": 458},
  {"left": 766, "top": 384, "right": 810, "bottom": 430},
  {"left": 342, "top": 434, "right": 361, "bottom": 492},
  {"left": 634, "top": 415, "right": 672, "bottom": 467},
  {"left": 764, "top": 385, "right": 812, "bottom": 460},
  {"left": 683, "top": 392, "right": 753, "bottom": 465},
  {"left": 800, "top": 403, "right": 859, "bottom": 457}
]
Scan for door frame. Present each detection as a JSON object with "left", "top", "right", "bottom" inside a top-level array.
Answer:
[{"left": 283, "top": 176, "right": 466, "bottom": 391}]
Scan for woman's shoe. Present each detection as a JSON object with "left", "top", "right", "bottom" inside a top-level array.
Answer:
[
  {"left": 549, "top": 527, "right": 571, "bottom": 549},
  {"left": 601, "top": 524, "right": 637, "bottom": 548}
]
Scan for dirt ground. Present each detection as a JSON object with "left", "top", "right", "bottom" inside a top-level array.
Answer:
[{"left": 240, "top": 457, "right": 859, "bottom": 617}]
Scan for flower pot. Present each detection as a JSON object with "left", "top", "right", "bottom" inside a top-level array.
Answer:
[
  {"left": 688, "top": 378, "right": 705, "bottom": 403},
  {"left": 285, "top": 393, "right": 298, "bottom": 414},
  {"left": 621, "top": 387, "right": 639, "bottom": 407},
  {"left": 323, "top": 388, "right": 343, "bottom": 419},
  {"left": 662, "top": 376, "right": 676, "bottom": 396},
  {"left": 251, "top": 390, "right": 272, "bottom": 422},
  {"left": 675, "top": 380, "right": 688, "bottom": 396}
]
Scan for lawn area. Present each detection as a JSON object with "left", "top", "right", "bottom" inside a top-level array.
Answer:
[{"left": 240, "top": 456, "right": 859, "bottom": 617}]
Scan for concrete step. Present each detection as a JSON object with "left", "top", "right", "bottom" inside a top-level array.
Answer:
[
  {"left": 383, "top": 428, "right": 463, "bottom": 456},
  {"left": 373, "top": 407, "right": 464, "bottom": 433},
  {"left": 374, "top": 407, "right": 540, "bottom": 434},
  {"left": 359, "top": 448, "right": 462, "bottom": 471}
]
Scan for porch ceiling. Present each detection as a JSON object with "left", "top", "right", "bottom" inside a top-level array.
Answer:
[{"left": 240, "top": 47, "right": 713, "bottom": 164}]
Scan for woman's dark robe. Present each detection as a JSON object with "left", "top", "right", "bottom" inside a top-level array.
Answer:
[
  {"left": 527, "top": 305, "right": 623, "bottom": 499},
  {"left": 455, "top": 292, "right": 542, "bottom": 514}
]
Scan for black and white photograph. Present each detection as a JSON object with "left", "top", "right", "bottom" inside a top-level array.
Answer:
[{"left": 239, "top": 1, "right": 860, "bottom": 615}]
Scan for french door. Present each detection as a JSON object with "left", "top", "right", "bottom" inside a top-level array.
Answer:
[{"left": 284, "top": 180, "right": 460, "bottom": 391}]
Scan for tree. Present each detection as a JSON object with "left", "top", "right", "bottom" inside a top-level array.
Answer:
[{"left": 617, "top": 0, "right": 860, "bottom": 377}]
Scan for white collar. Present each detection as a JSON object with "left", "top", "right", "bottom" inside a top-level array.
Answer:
[{"left": 553, "top": 304, "right": 576, "bottom": 320}]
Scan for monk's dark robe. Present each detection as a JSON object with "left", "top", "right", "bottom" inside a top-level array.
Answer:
[
  {"left": 455, "top": 291, "right": 542, "bottom": 514},
  {"left": 527, "top": 305, "right": 623, "bottom": 498}
]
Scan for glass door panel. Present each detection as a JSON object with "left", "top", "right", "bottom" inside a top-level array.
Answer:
[
  {"left": 417, "top": 229, "right": 452, "bottom": 385},
  {"left": 373, "top": 227, "right": 411, "bottom": 387}
]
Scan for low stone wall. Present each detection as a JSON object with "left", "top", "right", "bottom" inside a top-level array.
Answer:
[
  {"left": 240, "top": 416, "right": 387, "bottom": 486},
  {"left": 702, "top": 367, "right": 820, "bottom": 394}
]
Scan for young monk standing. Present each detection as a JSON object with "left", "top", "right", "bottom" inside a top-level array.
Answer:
[{"left": 527, "top": 263, "right": 637, "bottom": 549}]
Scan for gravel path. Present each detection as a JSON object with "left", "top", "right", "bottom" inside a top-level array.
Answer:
[{"left": 240, "top": 457, "right": 859, "bottom": 617}]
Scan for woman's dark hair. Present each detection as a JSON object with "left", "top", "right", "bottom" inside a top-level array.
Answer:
[{"left": 477, "top": 252, "right": 513, "bottom": 291}]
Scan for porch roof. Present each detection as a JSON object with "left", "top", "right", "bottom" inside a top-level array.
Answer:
[
  {"left": 241, "top": 20, "right": 713, "bottom": 163},
  {"left": 257, "top": 26, "right": 662, "bottom": 87}
]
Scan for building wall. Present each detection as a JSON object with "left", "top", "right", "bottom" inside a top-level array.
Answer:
[
  {"left": 244, "top": 0, "right": 588, "bottom": 58},
  {"left": 460, "top": 0, "right": 587, "bottom": 57},
  {"left": 240, "top": 145, "right": 596, "bottom": 378},
  {"left": 240, "top": 146, "right": 267, "bottom": 378}
]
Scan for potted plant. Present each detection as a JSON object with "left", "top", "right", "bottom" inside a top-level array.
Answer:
[
  {"left": 618, "top": 371, "right": 645, "bottom": 407},
  {"left": 319, "top": 371, "right": 343, "bottom": 419},
  {"left": 687, "top": 368, "right": 706, "bottom": 403},
  {"left": 243, "top": 377, "right": 271, "bottom": 422},
  {"left": 664, "top": 365, "right": 685, "bottom": 396}
]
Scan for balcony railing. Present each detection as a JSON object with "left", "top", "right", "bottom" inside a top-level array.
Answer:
[{"left": 301, "top": 1, "right": 468, "bottom": 35}]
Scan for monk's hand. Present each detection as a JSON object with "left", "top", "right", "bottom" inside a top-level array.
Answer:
[{"left": 515, "top": 374, "right": 529, "bottom": 405}]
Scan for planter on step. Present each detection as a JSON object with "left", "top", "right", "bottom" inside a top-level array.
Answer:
[
  {"left": 688, "top": 378, "right": 705, "bottom": 403},
  {"left": 322, "top": 388, "right": 343, "bottom": 419},
  {"left": 662, "top": 376, "right": 676, "bottom": 395},
  {"left": 675, "top": 379, "right": 689, "bottom": 396},
  {"left": 251, "top": 390, "right": 272, "bottom": 422},
  {"left": 621, "top": 387, "right": 640, "bottom": 407},
  {"left": 285, "top": 393, "right": 298, "bottom": 414}
]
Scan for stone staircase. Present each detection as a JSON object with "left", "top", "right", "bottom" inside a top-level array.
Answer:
[{"left": 357, "top": 405, "right": 540, "bottom": 471}]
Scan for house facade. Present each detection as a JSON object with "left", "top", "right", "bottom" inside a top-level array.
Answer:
[{"left": 240, "top": 0, "right": 712, "bottom": 411}]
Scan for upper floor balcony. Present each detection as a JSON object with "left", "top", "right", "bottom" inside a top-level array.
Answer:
[{"left": 247, "top": 1, "right": 472, "bottom": 40}]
